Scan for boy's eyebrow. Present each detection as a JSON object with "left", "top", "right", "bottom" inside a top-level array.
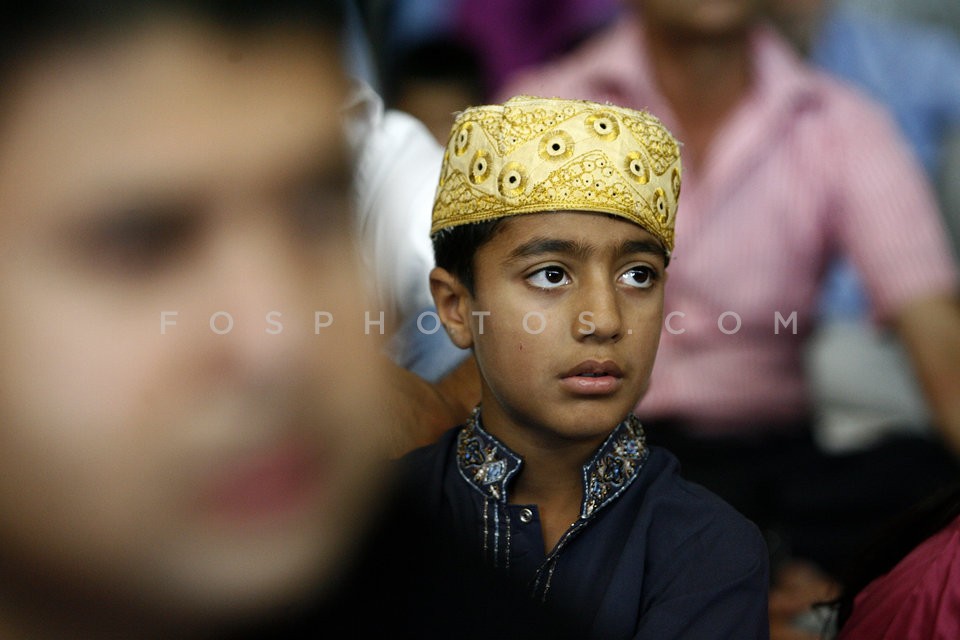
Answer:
[
  {"left": 506, "top": 237, "right": 592, "bottom": 262},
  {"left": 506, "top": 237, "right": 667, "bottom": 262},
  {"left": 616, "top": 239, "right": 668, "bottom": 262}
]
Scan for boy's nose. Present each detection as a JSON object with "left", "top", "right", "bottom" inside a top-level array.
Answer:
[
  {"left": 575, "top": 279, "right": 623, "bottom": 342},
  {"left": 199, "top": 223, "right": 318, "bottom": 384}
]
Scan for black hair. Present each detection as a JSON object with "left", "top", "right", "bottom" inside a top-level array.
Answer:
[
  {"left": 385, "top": 36, "right": 485, "bottom": 107},
  {"left": 432, "top": 219, "right": 506, "bottom": 296},
  {"left": 432, "top": 213, "right": 670, "bottom": 296},
  {"left": 0, "top": 0, "right": 345, "bottom": 88},
  {"left": 833, "top": 480, "right": 960, "bottom": 630}
]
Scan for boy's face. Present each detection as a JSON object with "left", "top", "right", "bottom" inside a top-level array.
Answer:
[
  {"left": 442, "top": 212, "right": 665, "bottom": 446},
  {"left": 0, "top": 22, "right": 388, "bottom": 623}
]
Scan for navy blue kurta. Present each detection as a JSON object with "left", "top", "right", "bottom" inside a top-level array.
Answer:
[{"left": 402, "top": 411, "right": 770, "bottom": 639}]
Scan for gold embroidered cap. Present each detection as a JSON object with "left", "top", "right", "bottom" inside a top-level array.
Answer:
[{"left": 431, "top": 95, "right": 682, "bottom": 253}]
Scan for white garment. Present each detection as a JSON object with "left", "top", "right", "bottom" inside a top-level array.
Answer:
[
  {"left": 807, "top": 321, "right": 932, "bottom": 453},
  {"left": 344, "top": 83, "right": 443, "bottom": 330}
]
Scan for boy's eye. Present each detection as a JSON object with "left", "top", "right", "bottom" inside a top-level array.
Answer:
[
  {"left": 527, "top": 266, "right": 571, "bottom": 289},
  {"left": 79, "top": 208, "right": 199, "bottom": 273},
  {"left": 287, "top": 175, "right": 351, "bottom": 237},
  {"left": 620, "top": 266, "right": 657, "bottom": 289}
]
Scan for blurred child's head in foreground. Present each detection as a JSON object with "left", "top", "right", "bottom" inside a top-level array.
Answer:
[{"left": 0, "top": 1, "right": 395, "bottom": 636}]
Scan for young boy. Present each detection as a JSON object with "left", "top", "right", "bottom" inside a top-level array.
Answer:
[
  {"left": 407, "top": 96, "right": 770, "bottom": 639},
  {"left": 0, "top": 3, "right": 399, "bottom": 637}
]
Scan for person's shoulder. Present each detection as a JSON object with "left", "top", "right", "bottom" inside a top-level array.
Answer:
[
  {"left": 621, "top": 447, "right": 769, "bottom": 626},
  {"left": 781, "top": 64, "right": 913, "bottom": 170},
  {"left": 642, "top": 447, "right": 766, "bottom": 556},
  {"left": 798, "top": 58, "right": 904, "bottom": 131},
  {"left": 753, "top": 25, "right": 901, "bottom": 153},
  {"left": 644, "top": 448, "right": 738, "bottom": 512}
]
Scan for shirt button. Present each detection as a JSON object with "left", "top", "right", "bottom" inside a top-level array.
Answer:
[{"left": 519, "top": 507, "right": 534, "bottom": 524}]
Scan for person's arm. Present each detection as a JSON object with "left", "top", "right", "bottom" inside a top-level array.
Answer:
[
  {"left": 893, "top": 294, "right": 960, "bottom": 456},
  {"left": 384, "top": 355, "right": 480, "bottom": 457},
  {"left": 344, "top": 88, "right": 482, "bottom": 454},
  {"left": 937, "top": 126, "right": 960, "bottom": 259},
  {"left": 830, "top": 94, "right": 959, "bottom": 455}
]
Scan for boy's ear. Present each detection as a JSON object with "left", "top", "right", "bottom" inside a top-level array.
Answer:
[{"left": 429, "top": 267, "right": 475, "bottom": 349}]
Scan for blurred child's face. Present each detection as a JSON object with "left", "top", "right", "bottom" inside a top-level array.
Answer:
[
  {"left": 457, "top": 212, "right": 665, "bottom": 446},
  {"left": 0, "top": 22, "right": 388, "bottom": 626}
]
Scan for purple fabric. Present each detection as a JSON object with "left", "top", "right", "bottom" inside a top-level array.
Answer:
[{"left": 455, "top": 0, "right": 620, "bottom": 95}]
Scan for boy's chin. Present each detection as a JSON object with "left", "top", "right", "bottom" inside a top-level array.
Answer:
[
  {"left": 130, "top": 512, "right": 367, "bottom": 625},
  {"left": 556, "top": 398, "right": 639, "bottom": 428}
]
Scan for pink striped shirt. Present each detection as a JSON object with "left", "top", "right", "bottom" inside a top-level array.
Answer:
[{"left": 501, "top": 19, "right": 958, "bottom": 435}]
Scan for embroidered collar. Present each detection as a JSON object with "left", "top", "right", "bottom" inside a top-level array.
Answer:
[
  {"left": 455, "top": 408, "right": 649, "bottom": 519},
  {"left": 580, "top": 413, "right": 648, "bottom": 517},
  {"left": 456, "top": 409, "right": 523, "bottom": 502}
]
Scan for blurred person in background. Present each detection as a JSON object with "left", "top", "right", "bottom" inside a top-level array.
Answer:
[
  {"left": 499, "top": 0, "right": 960, "bottom": 634},
  {"left": 345, "top": 79, "right": 482, "bottom": 451},
  {"left": 767, "top": 2, "right": 960, "bottom": 431},
  {"left": 386, "top": 37, "right": 485, "bottom": 144},
  {"left": 763, "top": 1, "right": 960, "bottom": 634},
  {"left": 342, "top": 0, "right": 482, "bottom": 425}
]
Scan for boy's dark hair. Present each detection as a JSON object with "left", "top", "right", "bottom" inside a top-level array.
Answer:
[
  {"left": 432, "top": 220, "right": 505, "bottom": 296},
  {"left": 0, "top": 1, "right": 344, "bottom": 96}
]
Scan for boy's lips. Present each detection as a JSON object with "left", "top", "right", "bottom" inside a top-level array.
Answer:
[
  {"left": 198, "top": 440, "right": 325, "bottom": 525},
  {"left": 560, "top": 359, "right": 624, "bottom": 395},
  {"left": 561, "top": 359, "right": 624, "bottom": 378}
]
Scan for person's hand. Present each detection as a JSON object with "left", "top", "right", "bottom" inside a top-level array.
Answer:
[{"left": 770, "top": 559, "right": 840, "bottom": 640}]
